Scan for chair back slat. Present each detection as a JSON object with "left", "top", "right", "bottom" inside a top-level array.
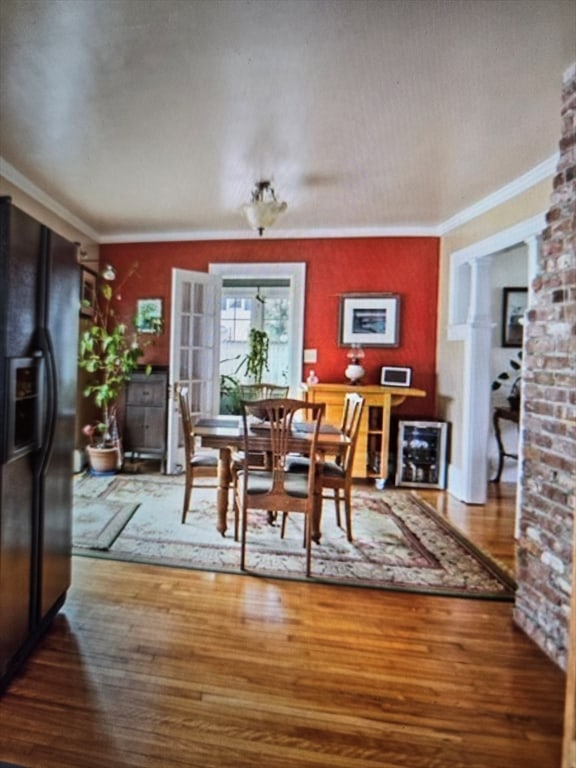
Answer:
[
  {"left": 179, "top": 389, "right": 193, "bottom": 457},
  {"left": 240, "top": 398, "right": 325, "bottom": 508},
  {"left": 237, "top": 397, "right": 325, "bottom": 575},
  {"left": 239, "top": 383, "right": 289, "bottom": 401},
  {"left": 339, "top": 392, "right": 365, "bottom": 471}
]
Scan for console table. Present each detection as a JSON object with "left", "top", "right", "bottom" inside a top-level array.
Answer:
[
  {"left": 302, "top": 382, "right": 426, "bottom": 480},
  {"left": 492, "top": 406, "right": 520, "bottom": 483}
]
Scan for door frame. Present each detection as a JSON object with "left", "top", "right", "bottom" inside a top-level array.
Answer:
[
  {"left": 447, "top": 213, "right": 544, "bottom": 505},
  {"left": 209, "top": 262, "right": 306, "bottom": 394}
]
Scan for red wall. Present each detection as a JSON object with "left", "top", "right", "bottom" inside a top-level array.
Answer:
[{"left": 101, "top": 236, "right": 440, "bottom": 417}]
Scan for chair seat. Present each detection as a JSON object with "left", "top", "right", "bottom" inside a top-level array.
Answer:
[
  {"left": 287, "top": 456, "right": 345, "bottom": 479},
  {"left": 190, "top": 453, "right": 218, "bottom": 468},
  {"left": 238, "top": 469, "right": 310, "bottom": 499}
]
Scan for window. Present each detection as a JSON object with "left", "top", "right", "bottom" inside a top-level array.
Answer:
[{"left": 219, "top": 282, "right": 290, "bottom": 388}]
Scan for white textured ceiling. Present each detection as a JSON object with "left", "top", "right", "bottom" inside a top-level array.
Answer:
[{"left": 0, "top": 0, "right": 574, "bottom": 242}]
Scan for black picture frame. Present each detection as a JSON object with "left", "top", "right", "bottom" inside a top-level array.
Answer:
[
  {"left": 380, "top": 366, "right": 412, "bottom": 388},
  {"left": 501, "top": 287, "right": 527, "bottom": 348},
  {"left": 80, "top": 267, "right": 97, "bottom": 318},
  {"left": 338, "top": 293, "right": 400, "bottom": 347}
]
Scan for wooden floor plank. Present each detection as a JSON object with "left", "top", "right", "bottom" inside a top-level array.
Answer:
[{"left": 0, "top": 483, "right": 565, "bottom": 768}]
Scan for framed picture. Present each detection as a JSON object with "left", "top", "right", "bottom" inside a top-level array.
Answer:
[
  {"left": 80, "top": 267, "right": 97, "bottom": 318},
  {"left": 135, "top": 298, "right": 163, "bottom": 333},
  {"left": 396, "top": 420, "right": 449, "bottom": 489},
  {"left": 380, "top": 366, "right": 412, "bottom": 388},
  {"left": 502, "top": 287, "right": 527, "bottom": 348},
  {"left": 339, "top": 293, "right": 400, "bottom": 347}
]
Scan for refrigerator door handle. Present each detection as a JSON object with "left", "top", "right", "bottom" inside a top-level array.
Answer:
[{"left": 36, "top": 329, "right": 58, "bottom": 474}]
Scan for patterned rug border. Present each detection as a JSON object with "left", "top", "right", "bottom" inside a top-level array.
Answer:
[
  {"left": 73, "top": 547, "right": 515, "bottom": 601},
  {"left": 73, "top": 499, "right": 140, "bottom": 550},
  {"left": 72, "top": 476, "right": 516, "bottom": 601},
  {"left": 402, "top": 493, "right": 516, "bottom": 596}
]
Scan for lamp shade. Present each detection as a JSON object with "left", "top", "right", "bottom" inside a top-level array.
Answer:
[{"left": 242, "top": 181, "right": 287, "bottom": 236}]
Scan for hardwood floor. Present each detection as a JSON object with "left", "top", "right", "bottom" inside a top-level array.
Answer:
[
  {"left": 419, "top": 480, "right": 518, "bottom": 573},
  {"left": 0, "top": 483, "right": 565, "bottom": 768}
]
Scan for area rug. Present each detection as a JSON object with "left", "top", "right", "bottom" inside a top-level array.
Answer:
[
  {"left": 72, "top": 497, "right": 139, "bottom": 550},
  {"left": 72, "top": 472, "right": 516, "bottom": 600}
]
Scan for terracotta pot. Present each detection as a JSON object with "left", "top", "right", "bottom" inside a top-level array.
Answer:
[{"left": 86, "top": 446, "right": 120, "bottom": 475}]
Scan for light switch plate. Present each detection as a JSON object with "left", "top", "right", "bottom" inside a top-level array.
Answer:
[{"left": 303, "top": 348, "right": 317, "bottom": 364}]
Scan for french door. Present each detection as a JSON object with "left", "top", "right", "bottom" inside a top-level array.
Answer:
[{"left": 166, "top": 269, "right": 221, "bottom": 474}]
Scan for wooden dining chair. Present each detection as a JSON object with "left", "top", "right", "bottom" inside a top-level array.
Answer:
[
  {"left": 179, "top": 390, "right": 218, "bottom": 524},
  {"left": 238, "top": 382, "right": 290, "bottom": 401},
  {"left": 237, "top": 383, "right": 290, "bottom": 423},
  {"left": 233, "top": 398, "right": 325, "bottom": 577},
  {"left": 231, "top": 383, "right": 291, "bottom": 526},
  {"left": 286, "top": 392, "right": 365, "bottom": 542}
]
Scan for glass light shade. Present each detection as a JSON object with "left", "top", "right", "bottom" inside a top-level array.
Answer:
[
  {"left": 242, "top": 181, "right": 287, "bottom": 235},
  {"left": 345, "top": 362, "right": 365, "bottom": 384},
  {"left": 347, "top": 344, "right": 365, "bottom": 362},
  {"left": 242, "top": 199, "right": 287, "bottom": 234}
]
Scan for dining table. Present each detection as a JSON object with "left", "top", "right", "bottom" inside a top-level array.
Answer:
[{"left": 192, "top": 414, "right": 350, "bottom": 537}]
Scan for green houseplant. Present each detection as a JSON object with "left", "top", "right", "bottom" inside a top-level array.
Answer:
[
  {"left": 237, "top": 328, "right": 270, "bottom": 383},
  {"left": 492, "top": 350, "right": 522, "bottom": 411},
  {"left": 219, "top": 328, "right": 270, "bottom": 414},
  {"left": 79, "top": 265, "right": 160, "bottom": 472}
]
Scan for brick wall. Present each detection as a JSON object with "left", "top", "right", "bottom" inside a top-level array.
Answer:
[{"left": 514, "top": 62, "right": 576, "bottom": 669}]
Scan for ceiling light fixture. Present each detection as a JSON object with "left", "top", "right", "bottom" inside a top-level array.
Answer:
[
  {"left": 242, "top": 180, "right": 287, "bottom": 236},
  {"left": 101, "top": 264, "right": 117, "bottom": 281}
]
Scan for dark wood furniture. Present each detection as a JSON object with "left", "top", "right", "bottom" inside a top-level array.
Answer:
[
  {"left": 287, "top": 392, "right": 365, "bottom": 542},
  {"left": 235, "top": 399, "right": 325, "bottom": 577},
  {"left": 492, "top": 406, "right": 520, "bottom": 483},
  {"left": 123, "top": 368, "right": 168, "bottom": 471},
  {"left": 179, "top": 390, "right": 218, "bottom": 524},
  {"left": 193, "top": 415, "right": 349, "bottom": 537}
]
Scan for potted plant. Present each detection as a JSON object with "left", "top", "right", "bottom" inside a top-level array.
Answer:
[
  {"left": 492, "top": 350, "right": 522, "bottom": 411},
  {"left": 79, "top": 264, "right": 160, "bottom": 473},
  {"left": 219, "top": 329, "right": 270, "bottom": 414},
  {"left": 238, "top": 328, "right": 270, "bottom": 383}
]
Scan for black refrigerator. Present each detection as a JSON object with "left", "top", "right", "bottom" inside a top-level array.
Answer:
[{"left": 0, "top": 196, "right": 79, "bottom": 690}]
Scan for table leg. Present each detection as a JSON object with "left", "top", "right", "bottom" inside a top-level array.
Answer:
[
  {"left": 216, "top": 447, "right": 232, "bottom": 536},
  {"left": 312, "top": 489, "right": 323, "bottom": 544},
  {"left": 492, "top": 410, "right": 505, "bottom": 483}
]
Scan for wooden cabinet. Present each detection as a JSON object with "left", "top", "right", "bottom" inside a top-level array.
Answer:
[
  {"left": 123, "top": 369, "right": 168, "bottom": 468},
  {"left": 302, "top": 383, "right": 426, "bottom": 480}
]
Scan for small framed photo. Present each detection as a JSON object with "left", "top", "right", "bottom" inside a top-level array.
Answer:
[
  {"left": 502, "top": 287, "right": 527, "bottom": 348},
  {"left": 339, "top": 293, "right": 400, "bottom": 347},
  {"left": 80, "top": 267, "right": 97, "bottom": 318},
  {"left": 135, "top": 298, "right": 163, "bottom": 333},
  {"left": 381, "top": 366, "right": 412, "bottom": 388}
]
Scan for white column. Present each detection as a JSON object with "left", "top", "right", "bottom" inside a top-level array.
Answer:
[{"left": 460, "top": 257, "right": 494, "bottom": 504}]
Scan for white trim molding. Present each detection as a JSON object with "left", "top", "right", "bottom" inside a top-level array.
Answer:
[
  {"left": 439, "top": 156, "right": 557, "bottom": 235},
  {"left": 2, "top": 154, "right": 557, "bottom": 244},
  {"left": 448, "top": 213, "right": 547, "bottom": 338},
  {"left": 0, "top": 158, "right": 101, "bottom": 242},
  {"left": 446, "top": 213, "right": 546, "bottom": 504}
]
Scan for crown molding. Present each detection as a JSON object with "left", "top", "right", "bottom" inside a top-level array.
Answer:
[
  {"left": 1, "top": 154, "right": 557, "bottom": 244},
  {"left": 0, "top": 158, "right": 101, "bottom": 242},
  {"left": 99, "top": 225, "right": 438, "bottom": 244},
  {"left": 438, "top": 154, "right": 557, "bottom": 235}
]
